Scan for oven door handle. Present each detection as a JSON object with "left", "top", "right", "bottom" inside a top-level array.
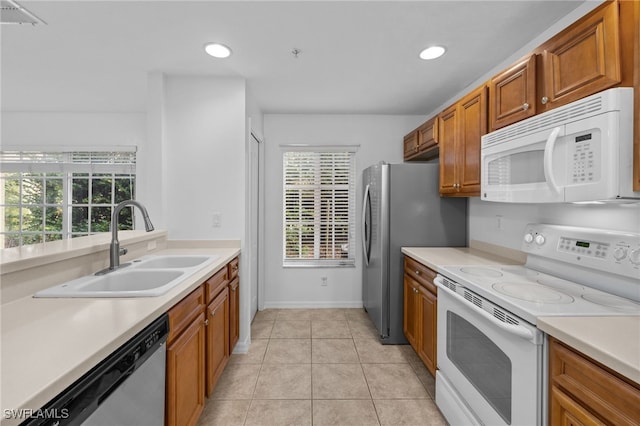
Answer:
[{"left": 436, "top": 277, "right": 537, "bottom": 343}]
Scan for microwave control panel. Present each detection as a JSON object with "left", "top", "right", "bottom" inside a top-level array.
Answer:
[{"left": 569, "top": 130, "right": 601, "bottom": 184}]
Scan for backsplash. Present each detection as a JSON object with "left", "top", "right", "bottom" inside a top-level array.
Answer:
[{"left": 469, "top": 198, "right": 640, "bottom": 251}]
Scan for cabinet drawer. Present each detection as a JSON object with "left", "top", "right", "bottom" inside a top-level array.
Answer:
[
  {"left": 205, "top": 267, "right": 229, "bottom": 303},
  {"left": 404, "top": 257, "right": 437, "bottom": 295},
  {"left": 549, "top": 338, "right": 640, "bottom": 425},
  {"left": 168, "top": 286, "right": 205, "bottom": 343},
  {"left": 228, "top": 257, "right": 239, "bottom": 280}
]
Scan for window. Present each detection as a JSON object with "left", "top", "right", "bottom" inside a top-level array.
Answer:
[
  {"left": 0, "top": 149, "right": 136, "bottom": 248},
  {"left": 283, "top": 149, "right": 356, "bottom": 267}
]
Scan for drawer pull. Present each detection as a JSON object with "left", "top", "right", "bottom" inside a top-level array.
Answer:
[
  {"left": 415, "top": 270, "right": 420, "bottom": 275},
  {"left": 204, "top": 318, "right": 209, "bottom": 326},
  {"left": 211, "top": 310, "right": 216, "bottom": 317}
]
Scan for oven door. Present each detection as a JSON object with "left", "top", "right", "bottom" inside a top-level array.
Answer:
[
  {"left": 435, "top": 276, "right": 544, "bottom": 426},
  {"left": 481, "top": 125, "right": 567, "bottom": 203}
]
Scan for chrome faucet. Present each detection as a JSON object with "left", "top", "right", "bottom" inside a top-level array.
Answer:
[{"left": 96, "top": 200, "right": 154, "bottom": 275}]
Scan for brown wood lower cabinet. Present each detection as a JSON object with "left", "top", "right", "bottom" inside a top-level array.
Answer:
[
  {"left": 166, "top": 256, "right": 240, "bottom": 426},
  {"left": 403, "top": 256, "right": 438, "bottom": 376},
  {"left": 549, "top": 337, "right": 640, "bottom": 426},
  {"left": 229, "top": 276, "right": 239, "bottom": 352},
  {"left": 205, "top": 286, "right": 229, "bottom": 397},
  {"left": 166, "top": 287, "right": 206, "bottom": 426}
]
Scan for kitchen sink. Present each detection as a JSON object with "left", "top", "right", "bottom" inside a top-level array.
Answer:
[
  {"left": 130, "top": 255, "right": 218, "bottom": 269},
  {"left": 34, "top": 254, "right": 220, "bottom": 298}
]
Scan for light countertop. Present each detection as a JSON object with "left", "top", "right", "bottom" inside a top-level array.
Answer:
[
  {"left": 0, "top": 246, "right": 240, "bottom": 426},
  {"left": 401, "top": 246, "right": 523, "bottom": 272},
  {"left": 538, "top": 316, "right": 640, "bottom": 385}
]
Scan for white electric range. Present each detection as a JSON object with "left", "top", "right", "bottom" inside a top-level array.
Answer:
[{"left": 435, "top": 223, "right": 640, "bottom": 426}]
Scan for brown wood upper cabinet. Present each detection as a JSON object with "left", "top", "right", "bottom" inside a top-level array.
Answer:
[
  {"left": 403, "top": 116, "right": 439, "bottom": 161},
  {"left": 439, "top": 85, "right": 487, "bottom": 197},
  {"left": 489, "top": 54, "right": 537, "bottom": 131},
  {"left": 538, "top": 0, "right": 621, "bottom": 112}
]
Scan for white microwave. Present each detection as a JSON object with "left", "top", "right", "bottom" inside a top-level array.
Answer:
[{"left": 481, "top": 87, "right": 638, "bottom": 203}]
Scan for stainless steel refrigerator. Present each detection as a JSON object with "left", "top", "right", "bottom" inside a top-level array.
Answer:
[{"left": 361, "top": 162, "right": 467, "bottom": 344}]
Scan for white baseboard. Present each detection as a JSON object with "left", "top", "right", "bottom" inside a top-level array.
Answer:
[
  {"left": 232, "top": 338, "right": 250, "bottom": 354},
  {"left": 262, "top": 301, "right": 364, "bottom": 309}
]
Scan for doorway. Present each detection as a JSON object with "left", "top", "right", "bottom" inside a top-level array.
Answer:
[{"left": 249, "top": 132, "right": 262, "bottom": 321}]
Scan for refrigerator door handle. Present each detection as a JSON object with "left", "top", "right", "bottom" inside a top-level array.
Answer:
[{"left": 362, "top": 184, "right": 371, "bottom": 265}]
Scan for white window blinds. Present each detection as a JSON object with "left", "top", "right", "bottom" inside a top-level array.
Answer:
[{"left": 283, "top": 150, "right": 356, "bottom": 267}]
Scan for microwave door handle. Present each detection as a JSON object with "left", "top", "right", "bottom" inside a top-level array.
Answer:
[{"left": 543, "top": 127, "right": 561, "bottom": 193}]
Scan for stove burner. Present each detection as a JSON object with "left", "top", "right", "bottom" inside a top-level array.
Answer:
[
  {"left": 537, "top": 277, "right": 584, "bottom": 292},
  {"left": 491, "top": 282, "right": 575, "bottom": 304},
  {"left": 581, "top": 293, "right": 640, "bottom": 312},
  {"left": 501, "top": 266, "right": 539, "bottom": 277},
  {"left": 459, "top": 267, "right": 503, "bottom": 278}
]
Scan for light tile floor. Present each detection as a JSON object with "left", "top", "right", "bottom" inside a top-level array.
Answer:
[{"left": 197, "top": 308, "right": 447, "bottom": 426}]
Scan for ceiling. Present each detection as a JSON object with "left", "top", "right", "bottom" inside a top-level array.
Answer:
[{"left": 2, "top": 1, "right": 586, "bottom": 115}]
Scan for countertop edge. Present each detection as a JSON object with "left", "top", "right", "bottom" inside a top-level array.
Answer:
[{"left": 538, "top": 316, "right": 640, "bottom": 386}]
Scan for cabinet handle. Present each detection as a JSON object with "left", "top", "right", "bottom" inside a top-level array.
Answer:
[
  {"left": 211, "top": 309, "right": 216, "bottom": 317},
  {"left": 204, "top": 318, "right": 209, "bottom": 326},
  {"left": 415, "top": 270, "right": 420, "bottom": 275},
  {"left": 541, "top": 96, "right": 548, "bottom": 105},
  {"left": 522, "top": 103, "right": 529, "bottom": 111}
]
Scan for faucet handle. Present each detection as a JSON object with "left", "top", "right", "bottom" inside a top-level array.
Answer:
[{"left": 119, "top": 248, "right": 128, "bottom": 256}]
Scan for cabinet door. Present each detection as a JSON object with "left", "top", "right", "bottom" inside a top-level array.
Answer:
[
  {"left": 417, "top": 285, "right": 437, "bottom": 376},
  {"left": 417, "top": 117, "right": 439, "bottom": 154},
  {"left": 206, "top": 287, "right": 229, "bottom": 397},
  {"left": 457, "top": 86, "right": 486, "bottom": 196},
  {"left": 634, "top": 0, "right": 640, "bottom": 192},
  {"left": 490, "top": 55, "right": 536, "bottom": 130},
  {"left": 541, "top": 0, "right": 621, "bottom": 110},
  {"left": 550, "top": 387, "right": 604, "bottom": 426},
  {"left": 166, "top": 313, "right": 205, "bottom": 426},
  {"left": 229, "top": 277, "right": 240, "bottom": 352},
  {"left": 403, "top": 131, "right": 419, "bottom": 160},
  {"left": 438, "top": 105, "right": 458, "bottom": 194},
  {"left": 403, "top": 275, "right": 418, "bottom": 348}
]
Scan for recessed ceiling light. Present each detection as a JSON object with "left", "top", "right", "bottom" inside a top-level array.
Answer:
[
  {"left": 419, "top": 46, "right": 446, "bottom": 60},
  {"left": 204, "top": 43, "right": 232, "bottom": 58}
]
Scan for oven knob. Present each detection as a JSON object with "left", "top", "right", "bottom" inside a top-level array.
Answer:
[
  {"left": 613, "top": 247, "right": 628, "bottom": 261},
  {"left": 534, "top": 235, "right": 546, "bottom": 245},
  {"left": 629, "top": 249, "right": 640, "bottom": 265},
  {"left": 524, "top": 233, "right": 534, "bottom": 244}
]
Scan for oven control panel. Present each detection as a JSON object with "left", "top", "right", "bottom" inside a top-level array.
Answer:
[{"left": 522, "top": 223, "right": 640, "bottom": 279}]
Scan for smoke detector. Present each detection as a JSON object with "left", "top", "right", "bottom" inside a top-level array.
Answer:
[{"left": 1, "top": 0, "right": 46, "bottom": 25}]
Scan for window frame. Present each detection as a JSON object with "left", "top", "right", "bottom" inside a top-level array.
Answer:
[
  {"left": 282, "top": 146, "right": 357, "bottom": 268},
  {"left": 0, "top": 147, "right": 136, "bottom": 248}
]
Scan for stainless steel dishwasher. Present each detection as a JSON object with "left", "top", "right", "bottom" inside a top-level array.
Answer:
[{"left": 22, "top": 314, "right": 168, "bottom": 426}]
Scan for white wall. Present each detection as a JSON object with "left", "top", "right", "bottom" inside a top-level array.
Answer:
[
  {"left": 1, "top": 111, "right": 146, "bottom": 148},
  {"left": 469, "top": 199, "right": 640, "bottom": 250},
  {"left": 161, "top": 76, "right": 246, "bottom": 240},
  {"left": 262, "top": 114, "right": 424, "bottom": 307}
]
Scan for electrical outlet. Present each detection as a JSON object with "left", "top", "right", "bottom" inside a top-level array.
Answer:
[
  {"left": 321, "top": 277, "right": 328, "bottom": 286},
  {"left": 212, "top": 211, "right": 221, "bottom": 228}
]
